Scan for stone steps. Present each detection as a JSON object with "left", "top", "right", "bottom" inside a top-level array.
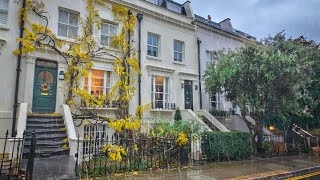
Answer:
[{"left": 24, "top": 115, "right": 69, "bottom": 158}]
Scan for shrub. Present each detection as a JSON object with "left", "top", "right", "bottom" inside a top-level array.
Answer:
[
  {"left": 174, "top": 108, "right": 182, "bottom": 122},
  {"left": 202, "top": 131, "right": 252, "bottom": 161}
]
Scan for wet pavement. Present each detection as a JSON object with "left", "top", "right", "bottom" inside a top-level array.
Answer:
[{"left": 97, "top": 154, "right": 320, "bottom": 180}]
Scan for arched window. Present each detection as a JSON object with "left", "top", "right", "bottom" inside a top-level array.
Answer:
[{"left": 38, "top": 71, "right": 54, "bottom": 83}]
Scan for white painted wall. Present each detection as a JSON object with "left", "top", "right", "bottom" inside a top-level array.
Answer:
[{"left": 196, "top": 25, "right": 255, "bottom": 113}]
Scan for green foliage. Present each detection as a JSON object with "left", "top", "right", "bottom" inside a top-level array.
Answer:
[
  {"left": 174, "top": 108, "right": 182, "bottom": 122},
  {"left": 209, "top": 108, "right": 229, "bottom": 116},
  {"left": 151, "top": 120, "right": 201, "bottom": 140},
  {"left": 202, "top": 132, "right": 252, "bottom": 161}
]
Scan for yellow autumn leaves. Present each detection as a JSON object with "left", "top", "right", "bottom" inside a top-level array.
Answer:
[
  {"left": 176, "top": 132, "right": 189, "bottom": 146},
  {"left": 108, "top": 118, "right": 141, "bottom": 132},
  {"left": 102, "top": 144, "right": 139, "bottom": 162}
]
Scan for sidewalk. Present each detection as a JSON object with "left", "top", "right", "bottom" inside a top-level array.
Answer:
[{"left": 100, "top": 154, "right": 320, "bottom": 180}]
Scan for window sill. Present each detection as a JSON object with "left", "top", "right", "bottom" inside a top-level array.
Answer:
[
  {"left": 100, "top": 45, "right": 120, "bottom": 52},
  {"left": 57, "top": 36, "right": 77, "bottom": 43},
  {"left": 173, "top": 61, "right": 186, "bottom": 66},
  {"left": 146, "top": 55, "right": 161, "bottom": 61},
  {"left": 0, "top": 24, "right": 10, "bottom": 30},
  {"left": 150, "top": 109, "right": 175, "bottom": 112}
]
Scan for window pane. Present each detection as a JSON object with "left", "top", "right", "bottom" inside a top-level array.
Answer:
[
  {"left": 69, "top": 13, "right": 79, "bottom": 26},
  {"left": 101, "top": 24, "right": 109, "bottom": 35},
  {"left": 153, "top": 36, "right": 158, "bottom": 46},
  {"left": 148, "top": 35, "right": 152, "bottom": 45},
  {"left": 58, "top": 23, "right": 68, "bottom": 37},
  {"left": 58, "top": 10, "right": 68, "bottom": 24},
  {"left": 101, "top": 35, "right": 109, "bottom": 46},
  {"left": 0, "top": 10, "right": 8, "bottom": 25},
  {"left": 110, "top": 25, "right": 117, "bottom": 35},
  {"left": 68, "top": 26, "right": 78, "bottom": 38}
]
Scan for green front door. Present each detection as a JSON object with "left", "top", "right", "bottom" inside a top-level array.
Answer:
[
  {"left": 32, "top": 60, "right": 58, "bottom": 113},
  {"left": 184, "top": 80, "right": 193, "bottom": 110}
]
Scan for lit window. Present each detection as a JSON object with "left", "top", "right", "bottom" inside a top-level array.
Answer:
[
  {"left": 58, "top": 9, "right": 79, "bottom": 38},
  {"left": 147, "top": 33, "right": 159, "bottom": 57},
  {"left": 174, "top": 40, "right": 183, "bottom": 62},
  {"left": 83, "top": 124, "right": 107, "bottom": 155},
  {"left": 151, "top": 75, "right": 169, "bottom": 109},
  {"left": 101, "top": 22, "right": 117, "bottom": 46},
  {"left": 0, "top": 0, "right": 9, "bottom": 25},
  {"left": 84, "top": 69, "right": 111, "bottom": 97}
]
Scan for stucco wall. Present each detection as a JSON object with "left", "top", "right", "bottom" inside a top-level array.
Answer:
[{"left": 197, "top": 26, "right": 247, "bottom": 112}]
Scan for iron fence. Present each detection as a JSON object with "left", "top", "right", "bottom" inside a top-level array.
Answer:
[
  {"left": 75, "top": 135, "right": 202, "bottom": 178},
  {"left": 0, "top": 130, "right": 36, "bottom": 180}
]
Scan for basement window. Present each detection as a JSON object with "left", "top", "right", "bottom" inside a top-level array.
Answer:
[{"left": 83, "top": 124, "right": 107, "bottom": 155}]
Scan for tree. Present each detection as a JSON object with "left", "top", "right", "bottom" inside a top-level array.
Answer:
[
  {"left": 14, "top": 0, "right": 151, "bottom": 150},
  {"left": 204, "top": 36, "right": 307, "bottom": 154}
]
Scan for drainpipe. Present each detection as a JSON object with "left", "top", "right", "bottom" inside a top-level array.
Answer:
[
  {"left": 197, "top": 39, "right": 202, "bottom": 110},
  {"left": 136, "top": 13, "right": 143, "bottom": 106},
  {"left": 12, "top": 0, "right": 26, "bottom": 137}
]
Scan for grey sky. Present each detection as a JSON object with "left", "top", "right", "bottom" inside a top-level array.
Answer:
[{"left": 175, "top": 0, "right": 320, "bottom": 42}]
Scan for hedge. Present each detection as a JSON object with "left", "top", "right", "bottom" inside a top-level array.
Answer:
[{"left": 202, "top": 131, "right": 252, "bottom": 161}]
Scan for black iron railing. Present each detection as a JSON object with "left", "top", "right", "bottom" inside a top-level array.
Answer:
[
  {"left": 81, "top": 100, "right": 118, "bottom": 108},
  {"left": 0, "top": 130, "right": 36, "bottom": 180},
  {"left": 152, "top": 103, "right": 176, "bottom": 110},
  {"left": 75, "top": 135, "right": 199, "bottom": 178}
]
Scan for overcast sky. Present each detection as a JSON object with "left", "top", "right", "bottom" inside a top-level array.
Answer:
[{"left": 175, "top": 0, "right": 320, "bottom": 43}]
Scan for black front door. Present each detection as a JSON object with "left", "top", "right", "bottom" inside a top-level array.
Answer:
[
  {"left": 32, "top": 60, "right": 58, "bottom": 113},
  {"left": 184, "top": 80, "right": 193, "bottom": 110}
]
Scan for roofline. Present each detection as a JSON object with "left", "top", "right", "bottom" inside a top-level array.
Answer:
[
  {"left": 219, "top": 18, "right": 231, "bottom": 24},
  {"left": 193, "top": 20, "right": 261, "bottom": 46}
]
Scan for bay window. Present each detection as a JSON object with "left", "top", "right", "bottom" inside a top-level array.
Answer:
[
  {"left": 151, "top": 75, "right": 169, "bottom": 109},
  {"left": 84, "top": 69, "right": 111, "bottom": 97}
]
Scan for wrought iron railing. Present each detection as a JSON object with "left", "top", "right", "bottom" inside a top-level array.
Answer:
[
  {"left": 75, "top": 135, "right": 199, "bottom": 178},
  {"left": 81, "top": 100, "right": 118, "bottom": 108},
  {"left": 0, "top": 130, "right": 36, "bottom": 180},
  {"left": 152, "top": 103, "right": 176, "bottom": 110}
]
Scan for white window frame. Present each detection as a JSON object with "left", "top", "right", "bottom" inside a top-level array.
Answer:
[
  {"left": 84, "top": 69, "right": 111, "bottom": 96},
  {"left": 174, "top": 40, "right": 184, "bottom": 62},
  {"left": 0, "top": 0, "right": 9, "bottom": 25},
  {"left": 151, "top": 75, "right": 169, "bottom": 109},
  {"left": 206, "top": 50, "right": 218, "bottom": 66},
  {"left": 147, "top": 33, "right": 159, "bottom": 57},
  {"left": 210, "top": 91, "right": 221, "bottom": 110},
  {"left": 101, "top": 22, "right": 118, "bottom": 46},
  {"left": 58, "top": 8, "right": 79, "bottom": 39},
  {"left": 83, "top": 124, "right": 108, "bottom": 155}
]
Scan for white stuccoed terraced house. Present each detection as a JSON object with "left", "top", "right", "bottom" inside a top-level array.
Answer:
[{"left": 0, "top": 0, "right": 257, "bottom": 161}]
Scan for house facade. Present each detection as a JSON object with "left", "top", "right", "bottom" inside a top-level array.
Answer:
[
  {"left": 0, "top": 0, "right": 258, "bottom": 153},
  {"left": 193, "top": 15, "right": 257, "bottom": 114},
  {"left": 0, "top": 0, "right": 202, "bottom": 143}
]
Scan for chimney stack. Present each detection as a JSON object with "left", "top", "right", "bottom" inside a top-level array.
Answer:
[{"left": 208, "top": 15, "right": 212, "bottom": 22}]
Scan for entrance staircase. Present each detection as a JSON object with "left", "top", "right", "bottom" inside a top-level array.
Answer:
[
  {"left": 24, "top": 115, "right": 69, "bottom": 157},
  {"left": 196, "top": 110, "right": 230, "bottom": 132},
  {"left": 22, "top": 114, "right": 76, "bottom": 179}
]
